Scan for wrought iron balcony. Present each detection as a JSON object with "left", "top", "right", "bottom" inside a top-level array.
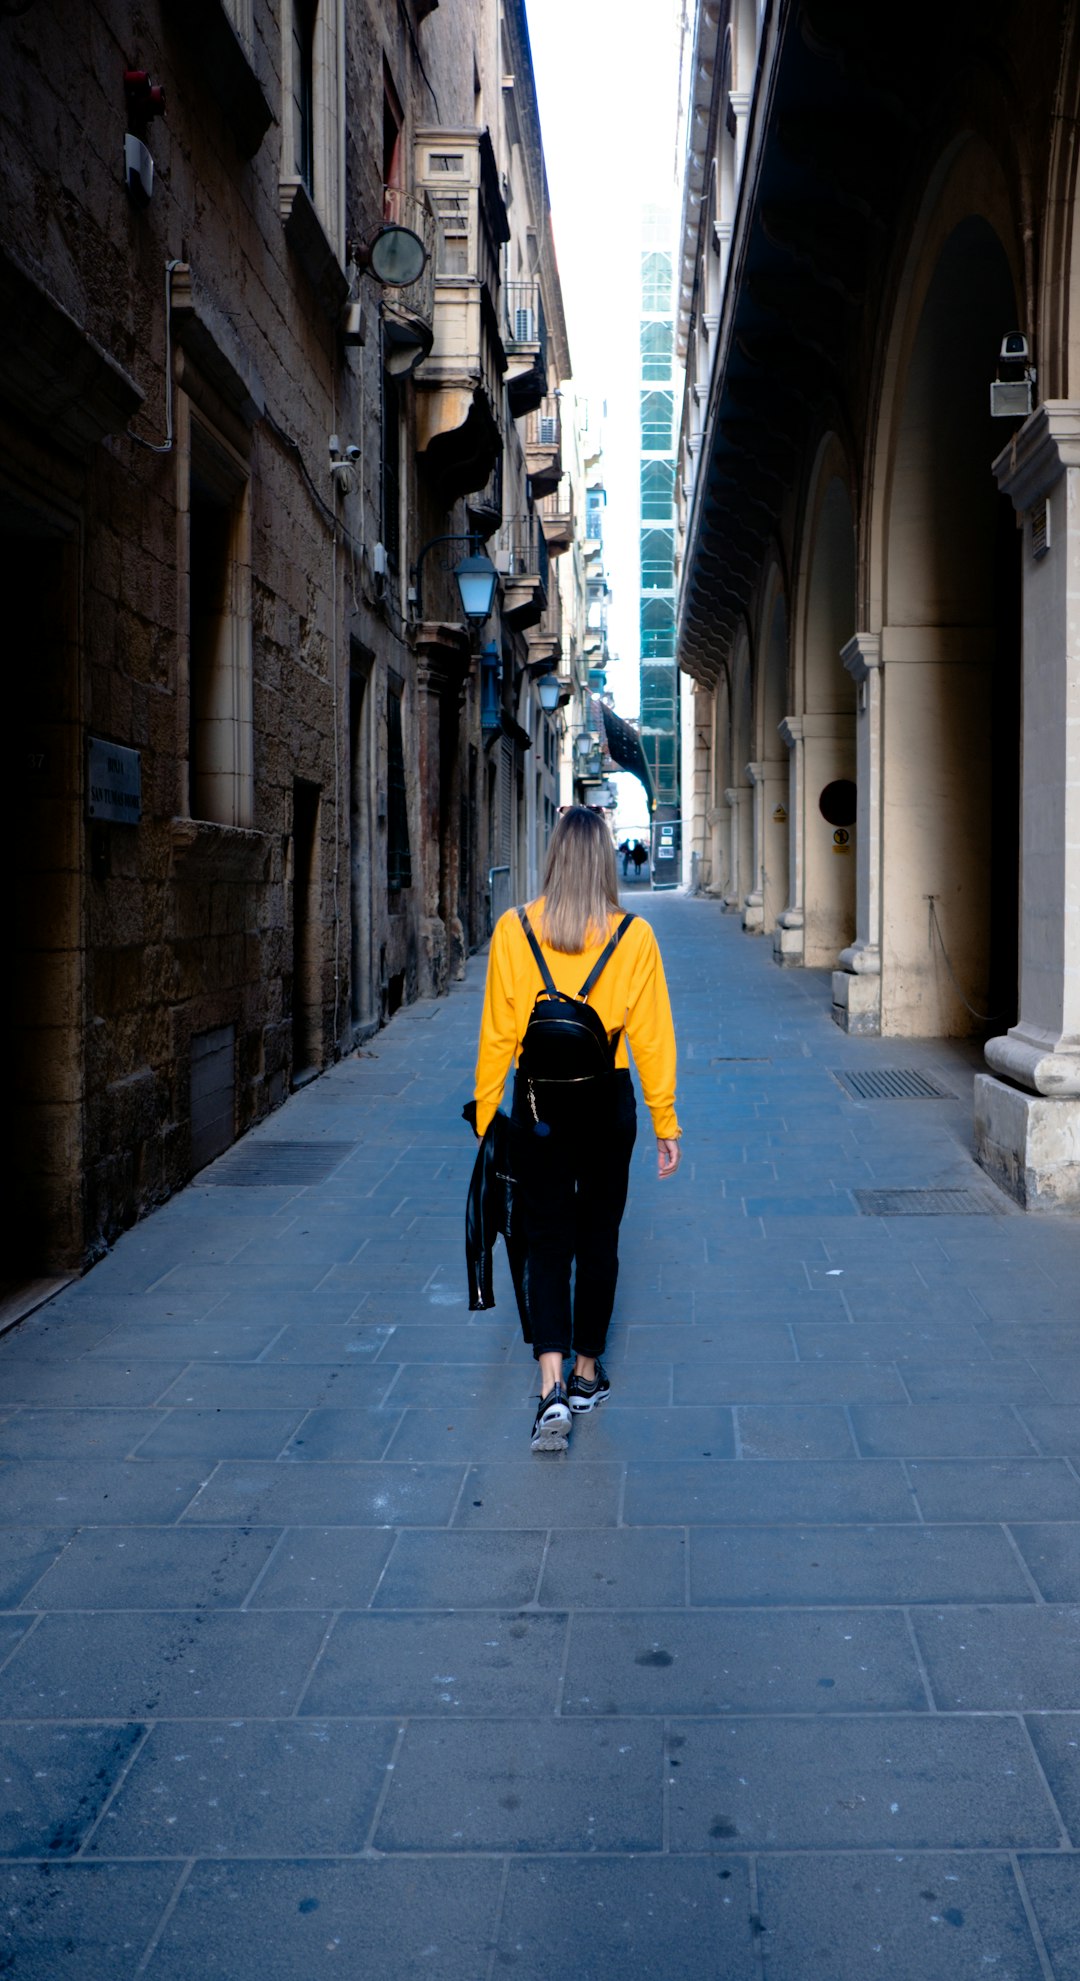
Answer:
[
  {"left": 526, "top": 585, "right": 562, "bottom": 667},
  {"left": 524, "top": 393, "right": 562, "bottom": 495},
  {"left": 495, "top": 515, "right": 549, "bottom": 629},
  {"left": 503, "top": 280, "right": 548, "bottom": 418},
  {"left": 538, "top": 476, "right": 574, "bottom": 554}
]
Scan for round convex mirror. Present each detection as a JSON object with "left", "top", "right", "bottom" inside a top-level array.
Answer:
[{"left": 368, "top": 224, "right": 427, "bottom": 286}]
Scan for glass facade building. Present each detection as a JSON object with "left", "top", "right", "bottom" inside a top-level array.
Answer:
[{"left": 638, "top": 206, "right": 680, "bottom": 823}]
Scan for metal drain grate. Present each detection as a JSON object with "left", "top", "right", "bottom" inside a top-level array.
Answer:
[
  {"left": 204, "top": 1140, "right": 357, "bottom": 1186},
  {"left": 833, "top": 1067, "right": 955, "bottom": 1101},
  {"left": 855, "top": 1187, "right": 1002, "bottom": 1217}
]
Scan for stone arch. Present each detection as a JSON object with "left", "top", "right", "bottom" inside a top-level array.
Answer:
[
  {"left": 725, "top": 622, "right": 754, "bottom": 913},
  {"left": 708, "top": 660, "right": 732, "bottom": 896},
  {"left": 784, "top": 435, "right": 857, "bottom": 967},
  {"left": 864, "top": 138, "right": 1022, "bottom": 1036},
  {"left": 738, "top": 557, "right": 789, "bottom": 935}
]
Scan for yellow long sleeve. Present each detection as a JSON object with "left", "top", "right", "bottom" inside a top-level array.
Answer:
[{"left": 473, "top": 903, "right": 681, "bottom": 1140}]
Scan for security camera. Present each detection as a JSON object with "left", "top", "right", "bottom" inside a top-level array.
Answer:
[
  {"left": 345, "top": 444, "right": 361, "bottom": 463},
  {"left": 1000, "top": 333, "right": 1030, "bottom": 363}
]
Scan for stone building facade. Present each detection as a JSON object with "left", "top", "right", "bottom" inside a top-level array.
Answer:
[
  {"left": 0, "top": 0, "right": 571, "bottom": 1294},
  {"left": 675, "top": 0, "right": 1080, "bottom": 1207}
]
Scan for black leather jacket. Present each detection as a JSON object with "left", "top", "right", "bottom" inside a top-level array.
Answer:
[{"left": 463, "top": 1104, "right": 529, "bottom": 1338}]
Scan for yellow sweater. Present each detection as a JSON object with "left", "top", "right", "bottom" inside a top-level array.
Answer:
[{"left": 474, "top": 900, "right": 681, "bottom": 1140}]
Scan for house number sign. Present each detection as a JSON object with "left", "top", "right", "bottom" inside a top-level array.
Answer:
[{"left": 87, "top": 737, "right": 142, "bottom": 823}]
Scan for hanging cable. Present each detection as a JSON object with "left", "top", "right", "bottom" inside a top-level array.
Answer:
[
  {"left": 127, "top": 260, "right": 181, "bottom": 453},
  {"left": 927, "top": 896, "right": 1008, "bottom": 1026}
]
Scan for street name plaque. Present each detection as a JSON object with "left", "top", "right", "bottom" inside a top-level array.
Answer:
[{"left": 87, "top": 737, "right": 142, "bottom": 823}]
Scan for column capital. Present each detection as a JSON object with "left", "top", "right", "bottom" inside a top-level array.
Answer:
[
  {"left": 841, "top": 633, "right": 882, "bottom": 681},
  {"left": 746, "top": 759, "right": 764, "bottom": 786},
  {"left": 723, "top": 785, "right": 744, "bottom": 806},
  {"left": 778, "top": 715, "right": 803, "bottom": 748},
  {"left": 992, "top": 400, "right": 1080, "bottom": 512}
]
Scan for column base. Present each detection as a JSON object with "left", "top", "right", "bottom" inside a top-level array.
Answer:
[
  {"left": 743, "top": 894, "right": 764, "bottom": 933},
  {"left": 773, "top": 922, "right": 804, "bottom": 967},
  {"left": 974, "top": 1073, "right": 1080, "bottom": 1210},
  {"left": 831, "top": 969, "right": 881, "bottom": 1034}
]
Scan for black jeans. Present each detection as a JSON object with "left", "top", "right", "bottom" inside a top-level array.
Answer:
[{"left": 511, "top": 1068, "right": 637, "bottom": 1361}]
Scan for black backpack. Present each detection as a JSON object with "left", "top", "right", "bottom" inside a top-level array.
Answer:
[{"left": 517, "top": 908, "right": 634, "bottom": 1125}]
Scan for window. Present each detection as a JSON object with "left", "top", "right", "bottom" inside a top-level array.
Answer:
[
  {"left": 186, "top": 421, "right": 252, "bottom": 827},
  {"left": 641, "top": 460, "right": 674, "bottom": 519},
  {"left": 640, "top": 390, "right": 674, "bottom": 452},
  {"left": 641, "top": 319, "right": 672, "bottom": 380},
  {"left": 280, "top": 0, "right": 345, "bottom": 279},
  {"left": 386, "top": 677, "right": 412, "bottom": 892},
  {"left": 291, "top": 0, "right": 316, "bottom": 191},
  {"left": 640, "top": 597, "right": 675, "bottom": 659},
  {"left": 640, "top": 527, "right": 675, "bottom": 589},
  {"left": 383, "top": 66, "right": 404, "bottom": 192},
  {"left": 641, "top": 251, "right": 672, "bottom": 310}
]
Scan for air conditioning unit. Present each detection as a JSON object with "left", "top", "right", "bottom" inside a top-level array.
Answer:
[{"left": 514, "top": 307, "right": 536, "bottom": 342}]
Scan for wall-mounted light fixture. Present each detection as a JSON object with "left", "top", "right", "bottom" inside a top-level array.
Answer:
[
  {"left": 411, "top": 535, "right": 499, "bottom": 625},
  {"left": 536, "top": 674, "right": 561, "bottom": 714}
]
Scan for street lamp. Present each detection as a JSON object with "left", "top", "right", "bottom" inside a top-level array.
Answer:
[
  {"left": 536, "top": 674, "right": 561, "bottom": 713},
  {"left": 411, "top": 535, "right": 499, "bottom": 624}
]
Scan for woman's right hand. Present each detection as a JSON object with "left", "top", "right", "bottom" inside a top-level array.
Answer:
[{"left": 657, "top": 1138, "right": 681, "bottom": 1179}]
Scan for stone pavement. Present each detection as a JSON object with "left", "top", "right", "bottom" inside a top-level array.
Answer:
[{"left": 3, "top": 892, "right": 1080, "bottom": 1978}]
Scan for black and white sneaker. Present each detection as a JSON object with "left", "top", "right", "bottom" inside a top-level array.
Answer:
[
  {"left": 531, "top": 1382, "right": 571, "bottom": 1453},
  {"left": 567, "top": 1361, "right": 611, "bottom": 1413}
]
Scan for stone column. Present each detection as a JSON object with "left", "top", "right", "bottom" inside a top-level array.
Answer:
[
  {"left": 976, "top": 403, "right": 1080, "bottom": 1206},
  {"left": 723, "top": 785, "right": 746, "bottom": 912},
  {"left": 832, "top": 633, "right": 883, "bottom": 1034},
  {"left": 730, "top": 89, "right": 752, "bottom": 175},
  {"left": 774, "top": 715, "right": 804, "bottom": 964},
  {"left": 743, "top": 761, "right": 765, "bottom": 931},
  {"left": 706, "top": 803, "right": 728, "bottom": 896}
]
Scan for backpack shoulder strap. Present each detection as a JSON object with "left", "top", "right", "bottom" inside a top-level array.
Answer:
[
  {"left": 517, "top": 909, "right": 558, "bottom": 996},
  {"left": 578, "top": 913, "right": 635, "bottom": 1001}
]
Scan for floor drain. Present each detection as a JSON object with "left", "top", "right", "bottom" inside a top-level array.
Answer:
[
  {"left": 855, "top": 1188, "right": 1002, "bottom": 1216},
  {"left": 204, "top": 1140, "right": 357, "bottom": 1186},
  {"left": 833, "top": 1067, "right": 955, "bottom": 1101}
]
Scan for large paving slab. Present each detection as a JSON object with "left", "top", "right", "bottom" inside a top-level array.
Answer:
[{"left": 4, "top": 891, "right": 1080, "bottom": 1977}]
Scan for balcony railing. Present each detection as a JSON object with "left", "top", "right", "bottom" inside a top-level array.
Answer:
[
  {"left": 504, "top": 281, "right": 548, "bottom": 419},
  {"left": 497, "top": 515, "right": 550, "bottom": 592},
  {"left": 496, "top": 514, "right": 549, "bottom": 629},
  {"left": 504, "top": 280, "right": 546, "bottom": 352},
  {"left": 537, "top": 477, "right": 574, "bottom": 553},
  {"left": 525, "top": 394, "right": 561, "bottom": 451}
]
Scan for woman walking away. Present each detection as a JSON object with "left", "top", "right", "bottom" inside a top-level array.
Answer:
[{"left": 473, "top": 807, "right": 681, "bottom": 1453}]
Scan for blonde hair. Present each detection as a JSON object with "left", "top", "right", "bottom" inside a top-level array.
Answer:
[{"left": 536, "top": 807, "right": 620, "bottom": 953}]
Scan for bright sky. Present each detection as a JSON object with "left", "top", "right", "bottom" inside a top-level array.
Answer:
[{"left": 525, "top": 0, "right": 685, "bottom": 756}]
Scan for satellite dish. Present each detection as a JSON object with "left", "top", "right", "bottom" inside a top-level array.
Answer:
[{"left": 366, "top": 224, "right": 427, "bottom": 287}]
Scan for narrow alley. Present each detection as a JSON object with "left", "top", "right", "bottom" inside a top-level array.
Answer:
[{"left": 2, "top": 893, "right": 1079, "bottom": 1977}]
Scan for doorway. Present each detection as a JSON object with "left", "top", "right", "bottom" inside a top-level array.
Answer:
[
  {"left": 0, "top": 519, "right": 83, "bottom": 1286},
  {"left": 291, "top": 778, "right": 321, "bottom": 1079}
]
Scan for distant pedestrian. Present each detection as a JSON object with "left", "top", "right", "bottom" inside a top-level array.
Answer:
[
  {"left": 472, "top": 806, "right": 681, "bottom": 1453},
  {"left": 618, "top": 838, "right": 631, "bottom": 877},
  {"left": 631, "top": 839, "right": 647, "bottom": 875}
]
